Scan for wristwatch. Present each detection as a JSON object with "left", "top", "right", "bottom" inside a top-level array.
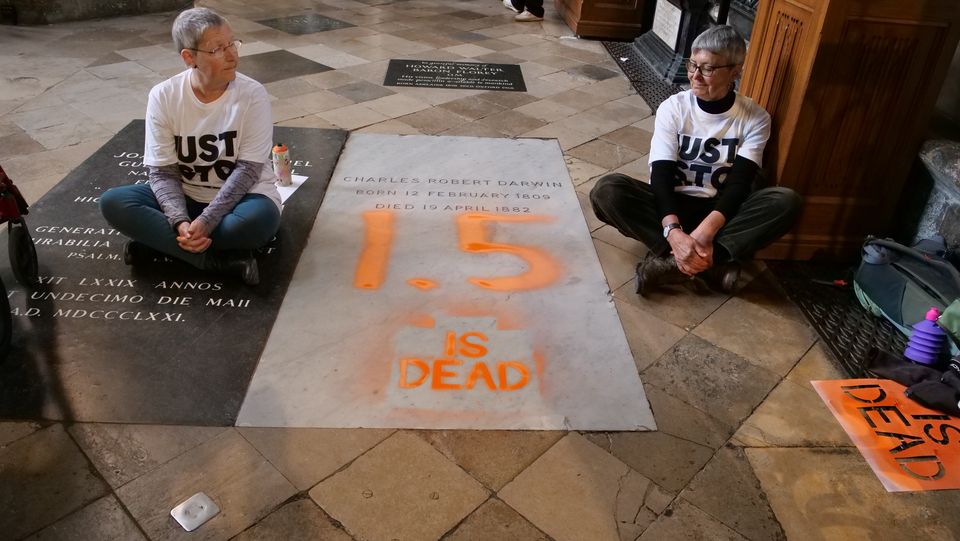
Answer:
[{"left": 662, "top": 223, "right": 682, "bottom": 238}]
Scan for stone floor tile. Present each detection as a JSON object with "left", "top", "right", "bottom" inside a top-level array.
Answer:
[
  {"left": 309, "top": 431, "right": 488, "bottom": 541},
  {"left": 734, "top": 269, "right": 809, "bottom": 327},
  {"left": 475, "top": 109, "right": 547, "bottom": 137},
  {"left": 417, "top": 429, "right": 563, "bottom": 490},
  {"left": 0, "top": 420, "right": 42, "bottom": 447},
  {"left": 583, "top": 101, "right": 649, "bottom": 129},
  {"left": 514, "top": 98, "right": 578, "bottom": 122},
  {"left": 276, "top": 114, "right": 339, "bottom": 129},
  {"left": 565, "top": 64, "right": 620, "bottom": 83},
  {"left": 441, "top": 121, "right": 510, "bottom": 138},
  {"left": 0, "top": 425, "right": 109, "bottom": 540},
  {"left": 615, "top": 94, "right": 654, "bottom": 116},
  {"left": 576, "top": 190, "right": 604, "bottom": 232},
  {"left": 518, "top": 60, "right": 561, "bottom": 79},
  {"left": 548, "top": 88, "right": 616, "bottom": 113},
  {"left": 534, "top": 54, "right": 585, "bottom": 70},
  {"left": 731, "top": 378, "right": 852, "bottom": 448},
  {"left": 443, "top": 43, "right": 496, "bottom": 57},
  {"left": 318, "top": 103, "right": 391, "bottom": 130},
  {"left": 693, "top": 296, "right": 817, "bottom": 377},
  {"left": 592, "top": 225, "right": 646, "bottom": 258},
  {"left": 238, "top": 427, "right": 394, "bottom": 490},
  {"left": 357, "top": 118, "right": 423, "bottom": 134},
  {"left": 747, "top": 447, "right": 960, "bottom": 541},
  {"left": 444, "top": 498, "right": 550, "bottom": 541},
  {"left": 397, "top": 107, "right": 471, "bottom": 134},
  {"left": 232, "top": 499, "right": 354, "bottom": 541},
  {"left": 500, "top": 433, "right": 667, "bottom": 541},
  {"left": 0, "top": 131, "right": 48, "bottom": 161},
  {"left": 363, "top": 93, "right": 431, "bottom": 117},
  {"left": 584, "top": 76, "right": 637, "bottom": 101},
  {"left": 638, "top": 499, "right": 749, "bottom": 541},
  {"left": 642, "top": 385, "right": 735, "bottom": 449},
  {"left": 25, "top": 495, "right": 147, "bottom": 541},
  {"left": 600, "top": 125, "right": 654, "bottom": 155},
  {"left": 681, "top": 444, "right": 785, "bottom": 541},
  {"left": 614, "top": 156, "right": 650, "bottom": 181},
  {"left": 614, "top": 299, "right": 687, "bottom": 373},
  {"left": 641, "top": 334, "right": 781, "bottom": 427},
  {"left": 439, "top": 95, "right": 509, "bottom": 120},
  {"left": 329, "top": 80, "right": 396, "bottom": 103},
  {"left": 300, "top": 69, "right": 360, "bottom": 89},
  {"left": 69, "top": 423, "right": 228, "bottom": 488},
  {"left": 351, "top": 46, "right": 397, "bottom": 62},
  {"left": 476, "top": 90, "right": 539, "bottom": 109},
  {"left": 594, "top": 238, "right": 639, "bottom": 292},
  {"left": 284, "top": 89, "right": 356, "bottom": 114},
  {"left": 612, "top": 279, "right": 727, "bottom": 330},
  {"left": 563, "top": 155, "right": 607, "bottom": 187},
  {"left": 522, "top": 120, "right": 597, "bottom": 150},
  {"left": 568, "top": 139, "right": 643, "bottom": 169},
  {"left": 265, "top": 77, "right": 326, "bottom": 99},
  {"left": 474, "top": 38, "right": 521, "bottom": 52},
  {"left": 785, "top": 341, "right": 845, "bottom": 391},
  {"left": 585, "top": 430, "right": 713, "bottom": 493},
  {"left": 116, "top": 429, "right": 296, "bottom": 541}
]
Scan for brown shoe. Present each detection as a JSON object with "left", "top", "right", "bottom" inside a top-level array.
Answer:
[{"left": 635, "top": 254, "right": 686, "bottom": 296}]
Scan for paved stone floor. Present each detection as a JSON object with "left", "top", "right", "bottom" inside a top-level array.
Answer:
[{"left": 2, "top": 1, "right": 960, "bottom": 540}]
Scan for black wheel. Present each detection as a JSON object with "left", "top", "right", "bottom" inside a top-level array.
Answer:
[
  {"left": 0, "top": 274, "right": 11, "bottom": 363},
  {"left": 9, "top": 219, "right": 39, "bottom": 288}
]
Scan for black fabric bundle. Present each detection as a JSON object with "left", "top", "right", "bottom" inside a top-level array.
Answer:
[{"left": 867, "top": 347, "right": 960, "bottom": 416}]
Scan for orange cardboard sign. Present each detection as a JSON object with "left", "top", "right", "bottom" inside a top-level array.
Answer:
[{"left": 813, "top": 378, "right": 960, "bottom": 492}]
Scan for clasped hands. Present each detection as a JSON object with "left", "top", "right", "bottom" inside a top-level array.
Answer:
[
  {"left": 666, "top": 229, "right": 714, "bottom": 276},
  {"left": 176, "top": 218, "right": 212, "bottom": 253}
]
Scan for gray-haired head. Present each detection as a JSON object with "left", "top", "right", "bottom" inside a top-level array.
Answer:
[
  {"left": 691, "top": 25, "right": 746, "bottom": 65},
  {"left": 172, "top": 7, "right": 228, "bottom": 52}
]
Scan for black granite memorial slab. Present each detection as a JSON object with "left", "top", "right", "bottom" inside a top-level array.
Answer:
[
  {"left": 0, "top": 120, "right": 347, "bottom": 425},
  {"left": 384, "top": 59, "right": 526, "bottom": 92},
  {"left": 257, "top": 14, "right": 354, "bottom": 35},
  {"left": 239, "top": 50, "right": 333, "bottom": 85}
]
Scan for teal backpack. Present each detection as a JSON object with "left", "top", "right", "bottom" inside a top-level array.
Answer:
[{"left": 854, "top": 236, "right": 960, "bottom": 353}]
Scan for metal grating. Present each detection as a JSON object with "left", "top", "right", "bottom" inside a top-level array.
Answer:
[
  {"left": 603, "top": 41, "right": 684, "bottom": 112},
  {"left": 768, "top": 261, "right": 908, "bottom": 378}
]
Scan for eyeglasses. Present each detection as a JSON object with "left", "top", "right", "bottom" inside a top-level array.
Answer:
[
  {"left": 188, "top": 39, "right": 242, "bottom": 57},
  {"left": 684, "top": 60, "right": 735, "bottom": 77}
]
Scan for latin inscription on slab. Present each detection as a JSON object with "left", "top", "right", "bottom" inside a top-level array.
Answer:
[
  {"left": 238, "top": 134, "right": 655, "bottom": 431},
  {"left": 383, "top": 60, "right": 526, "bottom": 92},
  {"left": 0, "top": 121, "right": 347, "bottom": 425}
]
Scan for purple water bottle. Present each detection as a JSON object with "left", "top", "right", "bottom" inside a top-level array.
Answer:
[{"left": 904, "top": 307, "right": 947, "bottom": 365}]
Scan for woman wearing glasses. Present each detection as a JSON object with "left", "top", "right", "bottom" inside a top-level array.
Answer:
[
  {"left": 590, "top": 25, "right": 801, "bottom": 296},
  {"left": 100, "top": 7, "right": 280, "bottom": 285}
]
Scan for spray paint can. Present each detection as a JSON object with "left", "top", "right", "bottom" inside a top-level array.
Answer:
[{"left": 272, "top": 143, "right": 292, "bottom": 187}]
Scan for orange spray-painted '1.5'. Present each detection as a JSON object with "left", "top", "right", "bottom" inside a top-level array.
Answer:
[{"left": 353, "top": 210, "right": 561, "bottom": 291}]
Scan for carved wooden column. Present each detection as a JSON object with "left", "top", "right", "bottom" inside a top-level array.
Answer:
[{"left": 742, "top": 0, "right": 960, "bottom": 259}]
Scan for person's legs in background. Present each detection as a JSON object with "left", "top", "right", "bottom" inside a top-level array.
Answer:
[{"left": 503, "top": 0, "right": 543, "bottom": 21}]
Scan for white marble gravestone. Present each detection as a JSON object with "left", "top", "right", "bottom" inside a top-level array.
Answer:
[{"left": 237, "top": 134, "right": 656, "bottom": 431}]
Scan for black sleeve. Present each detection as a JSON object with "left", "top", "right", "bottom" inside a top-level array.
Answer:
[
  {"left": 650, "top": 160, "right": 681, "bottom": 219},
  {"left": 713, "top": 155, "right": 760, "bottom": 220}
]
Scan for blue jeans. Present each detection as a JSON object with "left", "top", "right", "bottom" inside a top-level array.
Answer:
[{"left": 100, "top": 183, "right": 280, "bottom": 269}]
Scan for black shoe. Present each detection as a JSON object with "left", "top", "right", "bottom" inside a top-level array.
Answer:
[
  {"left": 635, "top": 254, "right": 686, "bottom": 296},
  {"left": 207, "top": 252, "right": 260, "bottom": 286},
  {"left": 703, "top": 261, "right": 741, "bottom": 293},
  {"left": 123, "top": 240, "right": 159, "bottom": 266}
]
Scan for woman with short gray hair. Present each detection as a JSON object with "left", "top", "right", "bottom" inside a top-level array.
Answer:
[
  {"left": 100, "top": 7, "right": 280, "bottom": 286},
  {"left": 590, "top": 25, "right": 801, "bottom": 296}
]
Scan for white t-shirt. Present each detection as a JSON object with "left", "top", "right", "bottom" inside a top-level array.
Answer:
[
  {"left": 144, "top": 69, "right": 280, "bottom": 209},
  {"left": 648, "top": 90, "right": 770, "bottom": 198}
]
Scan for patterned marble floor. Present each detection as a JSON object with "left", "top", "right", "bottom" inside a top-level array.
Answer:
[{"left": 2, "top": 0, "right": 960, "bottom": 539}]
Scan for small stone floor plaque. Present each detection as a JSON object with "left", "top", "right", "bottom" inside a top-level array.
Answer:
[
  {"left": 383, "top": 59, "right": 526, "bottom": 92},
  {"left": 237, "top": 134, "right": 656, "bottom": 431},
  {"left": 0, "top": 120, "right": 347, "bottom": 425},
  {"left": 257, "top": 14, "right": 354, "bottom": 35}
]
